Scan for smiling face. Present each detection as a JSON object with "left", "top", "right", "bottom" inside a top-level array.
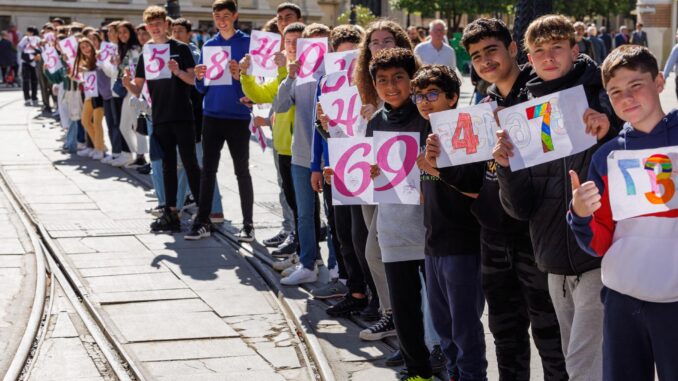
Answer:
[
  {"left": 374, "top": 67, "right": 411, "bottom": 109},
  {"left": 284, "top": 31, "right": 301, "bottom": 61},
  {"left": 277, "top": 9, "right": 300, "bottom": 35},
  {"left": 527, "top": 39, "right": 578, "bottom": 82},
  {"left": 213, "top": 9, "right": 237, "bottom": 34},
  {"left": 368, "top": 29, "right": 396, "bottom": 56},
  {"left": 107, "top": 26, "right": 118, "bottom": 43},
  {"left": 606, "top": 68, "right": 664, "bottom": 131},
  {"left": 413, "top": 84, "right": 458, "bottom": 120},
  {"left": 468, "top": 37, "right": 517, "bottom": 85},
  {"left": 79, "top": 41, "right": 93, "bottom": 57},
  {"left": 117, "top": 25, "right": 130, "bottom": 44},
  {"left": 145, "top": 17, "right": 168, "bottom": 42},
  {"left": 172, "top": 25, "right": 190, "bottom": 44}
]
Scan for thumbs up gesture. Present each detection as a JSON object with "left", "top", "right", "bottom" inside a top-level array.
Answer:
[{"left": 570, "top": 170, "right": 602, "bottom": 218}]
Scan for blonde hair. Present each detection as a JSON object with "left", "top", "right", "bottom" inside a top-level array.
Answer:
[
  {"left": 524, "top": 14, "right": 575, "bottom": 51},
  {"left": 143, "top": 6, "right": 167, "bottom": 24},
  {"left": 302, "top": 23, "right": 330, "bottom": 38}
]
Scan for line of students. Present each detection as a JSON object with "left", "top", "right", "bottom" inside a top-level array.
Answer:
[{"left": 33, "top": 2, "right": 677, "bottom": 380}]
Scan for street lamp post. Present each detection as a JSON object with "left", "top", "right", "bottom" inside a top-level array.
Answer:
[
  {"left": 513, "top": 0, "right": 553, "bottom": 63},
  {"left": 166, "top": 0, "right": 181, "bottom": 19}
]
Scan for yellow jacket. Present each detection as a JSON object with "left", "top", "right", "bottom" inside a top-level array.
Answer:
[{"left": 241, "top": 67, "right": 294, "bottom": 156}]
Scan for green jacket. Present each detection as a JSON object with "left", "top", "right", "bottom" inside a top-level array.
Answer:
[{"left": 241, "top": 66, "right": 294, "bottom": 155}]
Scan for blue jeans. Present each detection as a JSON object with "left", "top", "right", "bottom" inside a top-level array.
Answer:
[
  {"left": 77, "top": 120, "right": 85, "bottom": 143},
  {"left": 176, "top": 141, "right": 223, "bottom": 213},
  {"left": 291, "top": 164, "right": 320, "bottom": 270},
  {"left": 421, "top": 271, "right": 441, "bottom": 349},
  {"left": 425, "top": 254, "right": 487, "bottom": 381},
  {"left": 65, "top": 120, "right": 80, "bottom": 153}
]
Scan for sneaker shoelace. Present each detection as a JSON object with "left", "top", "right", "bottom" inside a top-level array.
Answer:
[{"left": 371, "top": 314, "right": 393, "bottom": 332}]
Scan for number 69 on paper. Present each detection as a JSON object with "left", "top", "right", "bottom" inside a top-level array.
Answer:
[{"left": 607, "top": 147, "right": 678, "bottom": 221}]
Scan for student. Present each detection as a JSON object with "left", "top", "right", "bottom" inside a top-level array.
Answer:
[
  {"left": 492, "top": 15, "right": 620, "bottom": 379},
  {"left": 426, "top": 18, "right": 567, "bottom": 380},
  {"left": 18, "top": 26, "right": 40, "bottom": 106},
  {"left": 413, "top": 64, "right": 488, "bottom": 381},
  {"left": 568, "top": 45, "right": 678, "bottom": 381},
  {"left": 240, "top": 3, "right": 303, "bottom": 254},
  {"left": 239, "top": 22, "right": 299, "bottom": 258},
  {"left": 367, "top": 47, "right": 431, "bottom": 381},
  {"left": 188, "top": 0, "right": 252, "bottom": 242},
  {"left": 123, "top": 5, "right": 201, "bottom": 232},
  {"left": 274, "top": 23, "right": 331, "bottom": 286}
]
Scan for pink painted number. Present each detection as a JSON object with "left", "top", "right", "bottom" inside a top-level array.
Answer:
[
  {"left": 146, "top": 47, "right": 168, "bottom": 74},
  {"left": 205, "top": 50, "right": 230, "bottom": 80},
  {"left": 251, "top": 37, "right": 277, "bottom": 69},
  {"left": 375, "top": 135, "right": 418, "bottom": 191},
  {"left": 297, "top": 42, "right": 326, "bottom": 79},
  {"left": 329, "top": 93, "right": 359, "bottom": 136},
  {"left": 334, "top": 143, "right": 373, "bottom": 197}
]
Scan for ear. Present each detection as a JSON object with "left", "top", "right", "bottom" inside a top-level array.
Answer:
[
  {"left": 656, "top": 72, "right": 666, "bottom": 93},
  {"left": 527, "top": 52, "right": 534, "bottom": 65},
  {"left": 571, "top": 43, "right": 580, "bottom": 60},
  {"left": 448, "top": 93, "right": 459, "bottom": 108},
  {"left": 508, "top": 40, "right": 518, "bottom": 59}
]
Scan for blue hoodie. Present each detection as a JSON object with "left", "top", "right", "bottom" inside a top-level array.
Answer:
[{"left": 195, "top": 30, "right": 251, "bottom": 120}]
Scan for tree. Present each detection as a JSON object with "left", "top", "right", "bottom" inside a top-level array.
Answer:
[
  {"left": 553, "top": 0, "right": 634, "bottom": 21},
  {"left": 337, "top": 5, "right": 377, "bottom": 27},
  {"left": 389, "top": 0, "right": 512, "bottom": 33}
]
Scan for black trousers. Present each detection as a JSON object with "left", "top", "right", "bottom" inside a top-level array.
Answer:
[
  {"left": 197, "top": 116, "right": 253, "bottom": 225},
  {"left": 37, "top": 62, "right": 51, "bottom": 110},
  {"left": 322, "top": 183, "right": 346, "bottom": 278},
  {"left": 278, "top": 154, "right": 298, "bottom": 238},
  {"left": 154, "top": 121, "right": 201, "bottom": 208},
  {"left": 21, "top": 63, "right": 37, "bottom": 101},
  {"left": 481, "top": 229, "right": 567, "bottom": 381},
  {"left": 334, "top": 204, "right": 376, "bottom": 297},
  {"left": 103, "top": 97, "right": 129, "bottom": 154},
  {"left": 385, "top": 259, "right": 431, "bottom": 378}
]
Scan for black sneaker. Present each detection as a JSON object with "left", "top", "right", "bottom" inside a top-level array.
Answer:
[
  {"left": 326, "top": 294, "right": 368, "bottom": 317},
  {"left": 125, "top": 156, "right": 148, "bottom": 168},
  {"left": 136, "top": 163, "right": 151, "bottom": 174},
  {"left": 272, "top": 233, "right": 298, "bottom": 257},
  {"left": 359, "top": 312, "right": 396, "bottom": 341},
  {"left": 385, "top": 350, "right": 404, "bottom": 367},
  {"left": 429, "top": 344, "right": 445, "bottom": 374},
  {"left": 182, "top": 194, "right": 196, "bottom": 209},
  {"left": 150, "top": 208, "right": 181, "bottom": 232},
  {"left": 358, "top": 303, "right": 381, "bottom": 321},
  {"left": 263, "top": 230, "right": 288, "bottom": 247},
  {"left": 184, "top": 221, "right": 211, "bottom": 240},
  {"left": 236, "top": 225, "right": 255, "bottom": 242}
]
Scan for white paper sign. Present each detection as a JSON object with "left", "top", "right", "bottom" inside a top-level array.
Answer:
[
  {"left": 329, "top": 137, "right": 375, "bottom": 205},
  {"left": 43, "top": 32, "right": 55, "bottom": 44},
  {"left": 143, "top": 43, "right": 171, "bottom": 80},
  {"left": 296, "top": 37, "right": 327, "bottom": 86},
  {"left": 318, "top": 85, "right": 367, "bottom": 138},
  {"left": 373, "top": 131, "right": 420, "bottom": 205},
  {"left": 59, "top": 36, "right": 78, "bottom": 68},
  {"left": 97, "top": 41, "right": 118, "bottom": 65},
  {"left": 608, "top": 146, "right": 678, "bottom": 221},
  {"left": 249, "top": 30, "right": 281, "bottom": 78},
  {"left": 42, "top": 45, "right": 62, "bottom": 74},
  {"left": 324, "top": 49, "right": 358, "bottom": 76},
  {"left": 429, "top": 102, "right": 498, "bottom": 167},
  {"left": 498, "top": 85, "right": 594, "bottom": 170},
  {"left": 249, "top": 104, "right": 270, "bottom": 152},
  {"left": 320, "top": 70, "right": 353, "bottom": 95},
  {"left": 203, "top": 46, "right": 232, "bottom": 86},
  {"left": 141, "top": 82, "right": 152, "bottom": 107},
  {"left": 83, "top": 71, "right": 98, "bottom": 98}
]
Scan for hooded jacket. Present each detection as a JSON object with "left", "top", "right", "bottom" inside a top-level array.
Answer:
[
  {"left": 568, "top": 110, "right": 678, "bottom": 302},
  {"left": 497, "top": 54, "right": 621, "bottom": 275}
]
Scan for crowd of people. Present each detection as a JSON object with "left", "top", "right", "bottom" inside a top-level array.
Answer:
[{"left": 7, "top": 1, "right": 678, "bottom": 380}]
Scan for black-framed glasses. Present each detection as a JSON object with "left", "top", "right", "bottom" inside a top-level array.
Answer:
[{"left": 414, "top": 90, "right": 440, "bottom": 104}]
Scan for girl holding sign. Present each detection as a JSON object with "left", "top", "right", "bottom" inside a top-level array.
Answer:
[{"left": 71, "top": 37, "right": 107, "bottom": 159}]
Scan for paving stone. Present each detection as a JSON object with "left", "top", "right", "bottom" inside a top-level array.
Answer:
[
  {"left": 95, "top": 289, "right": 197, "bottom": 305},
  {"left": 56, "top": 236, "right": 149, "bottom": 254},
  {"left": 156, "top": 371, "right": 285, "bottom": 381},
  {"left": 51, "top": 312, "right": 79, "bottom": 338},
  {"left": 78, "top": 264, "right": 170, "bottom": 277},
  {"left": 196, "top": 287, "right": 276, "bottom": 317},
  {"left": 144, "top": 355, "right": 272, "bottom": 377},
  {"left": 0, "top": 255, "right": 25, "bottom": 268},
  {"left": 127, "top": 338, "right": 254, "bottom": 362},
  {"left": 0, "top": 238, "right": 25, "bottom": 254},
  {"left": 136, "top": 233, "right": 224, "bottom": 251},
  {"left": 84, "top": 272, "right": 187, "bottom": 294},
  {"left": 256, "top": 346, "right": 302, "bottom": 369},
  {"left": 27, "top": 338, "right": 103, "bottom": 381},
  {"left": 103, "top": 299, "right": 213, "bottom": 316},
  {"left": 112, "top": 311, "right": 238, "bottom": 342}
]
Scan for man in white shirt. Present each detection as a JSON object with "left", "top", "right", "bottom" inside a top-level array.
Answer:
[{"left": 414, "top": 19, "right": 457, "bottom": 71}]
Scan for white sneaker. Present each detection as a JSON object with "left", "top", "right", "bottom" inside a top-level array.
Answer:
[
  {"left": 76, "top": 148, "right": 92, "bottom": 157},
  {"left": 91, "top": 150, "right": 104, "bottom": 160},
  {"left": 101, "top": 154, "right": 118, "bottom": 164},
  {"left": 280, "top": 266, "right": 318, "bottom": 286},
  {"left": 111, "top": 153, "right": 133, "bottom": 167},
  {"left": 272, "top": 253, "right": 299, "bottom": 272},
  {"left": 77, "top": 143, "right": 86, "bottom": 150},
  {"left": 281, "top": 263, "right": 301, "bottom": 277}
]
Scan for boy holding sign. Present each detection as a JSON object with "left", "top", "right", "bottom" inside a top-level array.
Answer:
[
  {"left": 189, "top": 0, "right": 252, "bottom": 242},
  {"left": 426, "top": 18, "right": 567, "bottom": 379},
  {"left": 124, "top": 5, "right": 201, "bottom": 233},
  {"left": 412, "top": 64, "right": 488, "bottom": 381},
  {"left": 568, "top": 46, "right": 678, "bottom": 380},
  {"left": 492, "top": 15, "right": 620, "bottom": 379}
]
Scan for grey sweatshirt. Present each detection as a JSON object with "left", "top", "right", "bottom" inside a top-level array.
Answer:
[
  {"left": 275, "top": 66, "right": 325, "bottom": 168},
  {"left": 368, "top": 100, "right": 428, "bottom": 263}
]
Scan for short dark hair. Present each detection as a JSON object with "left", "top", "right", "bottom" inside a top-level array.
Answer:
[
  {"left": 277, "top": 2, "right": 302, "bottom": 19},
  {"left": 212, "top": 0, "right": 238, "bottom": 13},
  {"left": 411, "top": 64, "right": 461, "bottom": 106},
  {"left": 262, "top": 17, "right": 279, "bottom": 34},
  {"left": 302, "top": 23, "right": 330, "bottom": 38},
  {"left": 283, "top": 22, "right": 306, "bottom": 36},
  {"left": 601, "top": 45, "right": 659, "bottom": 87},
  {"left": 26, "top": 26, "right": 39, "bottom": 35},
  {"left": 52, "top": 18, "right": 65, "bottom": 26},
  {"left": 135, "top": 23, "right": 147, "bottom": 32},
  {"left": 172, "top": 17, "right": 192, "bottom": 32},
  {"left": 461, "top": 18, "right": 512, "bottom": 52},
  {"left": 330, "top": 24, "right": 365, "bottom": 51},
  {"left": 369, "top": 47, "right": 418, "bottom": 81}
]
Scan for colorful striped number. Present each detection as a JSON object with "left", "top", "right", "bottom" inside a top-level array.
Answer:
[
  {"left": 617, "top": 159, "right": 640, "bottom": 195},
  {"left": 643, "top": 154, "right": 675, "bottom": 204},
  {"left": 526, "top": 102, "right": 554, "bottom": 153}
]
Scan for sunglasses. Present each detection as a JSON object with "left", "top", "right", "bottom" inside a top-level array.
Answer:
[{"left": 414, "top": 90, "right": 440, "bottom": 104}]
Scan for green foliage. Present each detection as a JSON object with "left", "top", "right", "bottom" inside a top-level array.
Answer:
[
  {"left": 389, "top": 0, "right": 512, "bottom": 31},
  {"left": 337, "top": 5, "right": 377, "bottom": 27},
  {"left": 553, "top": 0, "right": 635, "bottom": 20}
]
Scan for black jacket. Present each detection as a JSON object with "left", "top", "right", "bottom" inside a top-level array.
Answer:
[{"left": 497, "top": 55, "right": 620, "bottom": 275}]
